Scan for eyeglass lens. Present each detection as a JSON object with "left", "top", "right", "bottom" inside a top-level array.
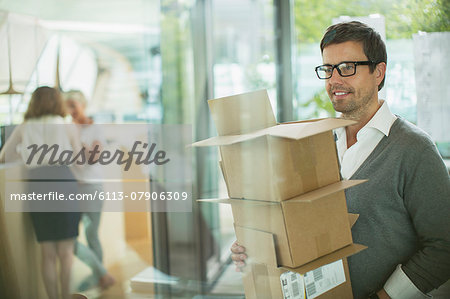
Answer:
[{"left": 316, "top": 62, "right": 356, "bottom": 79}]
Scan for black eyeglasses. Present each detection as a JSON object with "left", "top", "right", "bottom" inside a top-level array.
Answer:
[{"left": 315, "top": 61, "right": 377, "bottom": 79}]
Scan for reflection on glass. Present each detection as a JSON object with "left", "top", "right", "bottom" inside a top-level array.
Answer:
[{"left": 212, "top": 0, "right": 277, "bottom": 112}]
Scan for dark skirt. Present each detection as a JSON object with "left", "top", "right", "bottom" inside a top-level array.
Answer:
[
  {"left": 25, "top": 165, "right": 81, "bottom": 242},
  {"left": 30, "top": 212, "right": 81, "bottom": 242}
]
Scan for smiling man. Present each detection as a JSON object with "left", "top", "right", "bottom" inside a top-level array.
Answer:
[
  {"left": 231, "top": 21, "right": 450, "bottom": 299},
  {"left": 315, "top": 21, "right": 450, "bottom": 299}
]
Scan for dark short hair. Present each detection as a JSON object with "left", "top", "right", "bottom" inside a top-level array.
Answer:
[
  {"left": 320, "top": 21, "right": 387, "bottom": 91},
  {"left": 24, "top": 86, "right": 67, "bottom": 120}
]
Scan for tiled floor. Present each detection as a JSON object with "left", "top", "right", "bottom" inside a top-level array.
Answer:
[
  {"left": 209, "top": 264, "right": 244, "bottom": 295},
  {"left": 72, "top": 238, "right": 151, "bottom": 298},
  {"left": 73, "top": 242, "right": 245, "bottom": 299}
]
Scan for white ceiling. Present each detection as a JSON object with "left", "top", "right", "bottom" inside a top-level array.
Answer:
[{"left": 0, "top": 0, "right": 160, "bottom": 27}]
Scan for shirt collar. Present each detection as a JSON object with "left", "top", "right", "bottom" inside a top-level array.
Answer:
[
  {"left": 364, "top": 100, "right": 397, "bottom": 137},
  {"left": 333, "top": 100, "right": 397, "bottom": 141}
]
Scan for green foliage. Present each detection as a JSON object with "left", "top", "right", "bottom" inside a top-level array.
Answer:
[
  {"left": 244, "top": 64, "right": 276, "bottom": 91},
  {"left": 160, "top": 0, "right": 194, "bottom": 124},
  {"left": 300, "top": 88, "right": 336, "bottom": 118},
  {"left": 295, "top": 0, "right": 449, "bottom": 118},
  {"left": 294, "top": 0, "right": 450, "bottom": 44}
]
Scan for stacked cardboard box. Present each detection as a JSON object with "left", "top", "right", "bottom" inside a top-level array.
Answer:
[{"left": 194, "top": 90, "right": 367, "bottom": 298}]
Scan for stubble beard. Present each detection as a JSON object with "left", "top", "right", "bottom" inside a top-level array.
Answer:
[{"left": 329, "top": 86, "right": 377, "bottom": 121}]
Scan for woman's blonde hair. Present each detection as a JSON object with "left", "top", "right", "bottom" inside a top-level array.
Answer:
[
  {"left": 64, "top": 90, "right": 87, "bottom": 107},
  {"left": 24, "top": 86, "right": 67, "bottom": 120}
]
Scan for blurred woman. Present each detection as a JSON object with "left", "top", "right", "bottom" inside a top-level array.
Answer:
[{"left": 0, "top": 86, "right": 81, "bottom": 299}]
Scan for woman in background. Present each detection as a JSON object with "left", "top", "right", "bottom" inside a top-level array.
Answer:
[{"left": 0, "top": 86, "right": 81, "bottom": 299}]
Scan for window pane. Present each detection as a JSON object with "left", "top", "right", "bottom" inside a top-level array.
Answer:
[
  {"left": 212, "top": 0, "right": 277, "bottom": 112},
  {"left": 293, "top": 0, "right": 449, "bottom": 123}
]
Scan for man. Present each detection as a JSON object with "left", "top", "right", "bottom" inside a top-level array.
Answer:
[{"left": 231, "top": 21, "right": 450, "bottom": 299}]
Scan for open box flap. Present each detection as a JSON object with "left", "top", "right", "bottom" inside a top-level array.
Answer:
[
  {"left": 265, "top": 118, "right": 356, "bottom": 140},
  {"left": 348, "top": 213, "right": 359, "bottom": 228},
  {"left": 197, "top": 197, "right": 279, "bottom": 206},
  {"left": 208, "top": 89, "right": 277, "bottom": 136},
  {"left": 284, "top": 180, "right": 367, "bottom": 203},
  {"left": 191, "top": 134, "right": 247, "bottom": 147},
  {"left": 192, "top": 118, "right": 356, "bottom": 147},
  {"left": 197, "top": 181, "right": 366, "bottom": 205},
  {"left": 234, "top": 224, "right": 278, "bottom": 267},
  {"left": 197, "top": 198, "right": 236, "bottom": 204}
]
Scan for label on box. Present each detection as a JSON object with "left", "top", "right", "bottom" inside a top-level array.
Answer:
[
  {"left": 303, "top": 259, "right": 346, "bottom": 299},
  {"left": 280, "top": 271, "right": 305, "bottom": 299},
  {"left": 280, "top": 260, "right": 346, "bottom": 299}
]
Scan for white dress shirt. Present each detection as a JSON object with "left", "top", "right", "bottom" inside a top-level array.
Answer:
[
  {"left": 335, "top": 100, "right": 397, "bottom": 180},
  {"left": 335, "top": 101, "right": 431, "bottom": 298},
  {"left": 19, "top": 115, "right": 74, "bottom": 167}
]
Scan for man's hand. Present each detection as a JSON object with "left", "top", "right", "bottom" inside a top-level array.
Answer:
[
  {"left": 376, "top": 289, "right": 391, "bottom": 299},
  {"left": 230, "top": 240, "right": 247, "bottom": 272}
]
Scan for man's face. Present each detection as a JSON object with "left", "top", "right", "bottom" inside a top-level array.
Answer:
[
  {"left": 66, "top": 99, "right": 84, "bottom": 122},
  {"left": 322, "top": 41, "right": 382, "bottom": 117}
]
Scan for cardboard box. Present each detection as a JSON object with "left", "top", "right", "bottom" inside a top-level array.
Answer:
[
  {"left": 208, "top": 89, "right": 278, "bottom": 135},
  {"left": 200, "top": 180, "right": 365, "bottom": 268},
  {"left": 235, "top": 214, "right": 366, "bottom": 299},
  {"left": 192, "top": 90, "right": 356, "bottom": 202},
  {"left": 194, "top": 90, "right": 367, "bottom": 297},
  {"left": 281, "top": 258, "right": 353, "bottom": 299},
  {"left": 242, "top": 253, "right": 357, "bottom": 299}
]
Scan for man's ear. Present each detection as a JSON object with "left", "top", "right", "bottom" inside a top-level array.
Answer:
[{"left": 375, "top": 62, "right": 386, "bottom": 84}]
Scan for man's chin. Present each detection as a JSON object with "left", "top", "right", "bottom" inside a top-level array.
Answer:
[
  {"left": 331, "top": 101, "right": 346, "bottom": 113},
  {"left": 332, "top": 103, "right": 355, "bottom": 116}
]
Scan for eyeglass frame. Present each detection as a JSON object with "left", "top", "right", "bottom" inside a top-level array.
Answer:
[{"left": 314, "top": 61, "right": 378, "bottom": 79}]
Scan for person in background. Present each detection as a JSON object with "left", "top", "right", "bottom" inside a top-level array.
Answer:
[
  {"left": 64, "top": 90, "right": 115, "bottom": 291},
  {"left": 231, "top": 21, "right": 450, "bottom": 299},
  {"left": 0, "top": 86, "right": 82, "bottom": 299}
]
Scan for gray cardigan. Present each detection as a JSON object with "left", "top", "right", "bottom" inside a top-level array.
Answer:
[{"left": 345, "top": 117, "right": 450, "bottom": 299}]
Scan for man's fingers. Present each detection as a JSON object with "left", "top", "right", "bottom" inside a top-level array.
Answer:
[
  {"left": 233, "top": 260, "right": 246, "bottom": 272},
  {"left": 231, "top": 242, "right": 246, "bottom": 254},
  {"left": 230, "top": 240, "right": 247, "bottom": 272},
  {"left": 234, "top": 261, "right": 245, "bottom": 267},
  {"left": 231, "top": 253, "right": 247, "bottom": 262}
]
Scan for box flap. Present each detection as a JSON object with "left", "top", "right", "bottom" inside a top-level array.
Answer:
[
  {"left": 348, "top": 213, "right": 359, "bottom": 228},
  {"left": 199, "top": 196, "right": 365, "bottom": 209},
  {"left": 265, "top": 118, "right": 355, "bottom": 140},
  {"left": 197, "top": 198, "right": 279, "bottom": 206},
  {"left": 197, "top": 198, "right": 234, "bottom": 204},
  {"left": 192, "top": 118, "right": 356, "bottom": 147},
  {"left": 281, "top": 243, "right": 367, "bottom": 274},
  {"left": 282, "top": 118, "right": 325, "bottom": 124},
  {"left": 191, "top": 126, "right": 270, "bottom": 147},
  {"left": 234, "top": 225, "right": 278, "bottom": 267},
  {"left": 191, "top": 134, "right": 247, "bottom": 147},
  {"left": 208, "top": 89, "right": 276, "bottom": 135},
  {"left": 284, "top": 180, "right": 367, "bottom": 203}
]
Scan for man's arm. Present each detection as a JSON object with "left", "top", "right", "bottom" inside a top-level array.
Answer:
[{"left": 385, "top": 145, "right": 450, "bottom": 298}]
